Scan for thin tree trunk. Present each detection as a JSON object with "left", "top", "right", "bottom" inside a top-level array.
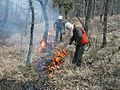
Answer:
[
  {"left": 10, "top": 2, "right": 13, "bottom": 23},
  {"left": 84, "top": 0, "right": 88, "bottom": 17},
  {"left": 3, "top": 0, "right": 9, "bottom": 30},
  {"left": 38, "top": 1, "right": 49, "bottom": 42},
  {"left": 101, "top": 0, "right": 109, "bottom": 48},
  {"left": 118, "top": 0, "right": 120, "bottom": 29},
  {"left": 100, "top": 0, "right": 105, "bottom": 23},
  {"left": 4, "top": 0, "right": 9, "bottom": 24},
  {"left": 24, "top": 10, "right": 30, "bottom": 36},
  {"left": 81, "top": 1, "right": 84, "bottom": 17},
  {"left": 116, "top": 0, "right": 120, "bottom": 14},
  {"left": 59, "top": 3, "right": 62, "bottom": 15},
  {"left": 26, "top": 0, "right": 35, "bottom": 65},
  {"left": 20, "top": 31, "right": 23, "bottom": 51},
  {"left": 92, "top": 0, "right": 95, "bottom": 18},
  {"left": 75, "top": 0, "right": 80, "bottom": 17},
  {"left": 65, "top": 10, "right": 68, "bottom": 19},
  {"left": 84, "top": 0, "right": 92, "bottom": 32},
  {"left": 111, "top": 0, "right": 115, "bottom": 16}
]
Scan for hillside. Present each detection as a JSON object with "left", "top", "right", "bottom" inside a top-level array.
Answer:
[{"left": 0, "top": 16, "right": 120, "bottom": 90}]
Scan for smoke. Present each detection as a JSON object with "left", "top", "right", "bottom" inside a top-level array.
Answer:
[
  {"left": 0, "top": 0, "right": 60, "bottom": 62},
  {"left": 0, "top": 0, "right": 59, "bottom": 40},
  {"left": 33, "top": 0, "right": 59, "bottom": 49}
]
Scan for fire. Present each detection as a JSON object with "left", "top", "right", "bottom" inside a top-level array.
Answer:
[
  {"left": 48, "top": 30, "right": 55, "bottom": 35},
  {"left": 37, "top": 39, "right": 47, "bottom": 54},
  {"left": 48, "top": 47, "right": 68, "bottom": 71},
  {"left": 34, "top": 39, "right": 69, "bottom": 78},
  {"left": 42, "top": 48, "right": 69, "bottom": 79},
  {"left": 41, "top": 47, "right": 69, "bottom": 75},
  {"left": 41, "top": 41, "right": 46, "bottom": 47}
]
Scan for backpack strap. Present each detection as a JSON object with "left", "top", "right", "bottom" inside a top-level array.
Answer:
[
  {"left": 73, "top": 25, "right": 86, "bottom": 35},
  {"left": 81, "top": 29, "right": 85, "bottom": 33}
]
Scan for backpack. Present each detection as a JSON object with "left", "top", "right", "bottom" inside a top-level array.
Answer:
[
  {"left": 80, "top": 29, "right": 89, "bottom": 44},
  {"left": 55, "top": 20, "right": 64, "bottom": 29},
  {"left": 74, "top": 26, "right": 89, "bottom": 45}
]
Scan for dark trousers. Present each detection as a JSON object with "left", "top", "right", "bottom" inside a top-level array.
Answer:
[
  {"left": 72, "top": 44, "right": 85, "bottom": 66},
  {"left": 55, "top": 28, "right": 62, "bottom": 42}
]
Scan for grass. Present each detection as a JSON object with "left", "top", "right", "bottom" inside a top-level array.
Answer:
[{"left": 0, "top": 15, "right": 120, "bottom": 90}]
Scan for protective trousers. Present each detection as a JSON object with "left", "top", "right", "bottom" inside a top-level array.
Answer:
[
  {"left": 55, "top": 28, "right": 62, "bottom": 43},
  {"left": 72, "top": 44, "right": 85, "bottom": 66}
]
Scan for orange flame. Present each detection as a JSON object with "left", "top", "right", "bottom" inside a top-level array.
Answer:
[
  {"left": 35, "top": 40, "right": 69, "bottom": 78},
  {"left": 47, "top": 47, "right": 68, "bottom": 73},
  {"left": 48, "top": 29, "right": 55, "bottom": 35},
  {"left": 37, "top": 39, "right": 47, "bottom": 54}
]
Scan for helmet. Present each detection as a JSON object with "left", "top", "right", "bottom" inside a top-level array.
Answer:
[
  {"left": 58, "top": 15, "right": 63, "bottom": 19},
  {"left": 65, "top": 22, "right": 74, "bottom": 30}
]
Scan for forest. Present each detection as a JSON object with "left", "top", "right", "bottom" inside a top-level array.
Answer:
[{"left": 0, "top": 0, "right": 120, "bottom": 90}]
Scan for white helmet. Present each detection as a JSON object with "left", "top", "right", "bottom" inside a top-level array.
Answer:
[
  {"left": 58, "top": 15, "right": 63, "bottom": 19},
  {"left": 65, "top": 22, "right": 74, "bottom": 30}
]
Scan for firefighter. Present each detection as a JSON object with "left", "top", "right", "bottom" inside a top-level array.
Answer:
[
  {"left": 54, "top": 15, "right": 65, "bottom": 43},
  {"left": 65, "top": 22, "right": 85, "bottom": 66}
]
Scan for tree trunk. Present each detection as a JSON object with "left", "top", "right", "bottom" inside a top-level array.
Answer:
[
  {"left": 3, "top": 0, "right": 9, "bottom": 30},
  {"left": 116, "top": 0, "right": 120, "bottom": 14},
  {"left": 75, "top": 0, "right": 80, "bottom": 17},
  {"left": 58, "top": 3, "right": 62, "bottom": 15},
  {"left": 100, "top": 0, "right": 105, "bottom": 23},
  {"left": 117, "top": 0, "right": 120, "bottom": 29},
  {"left": 65, "top": 10, "right": 68, "bottom": 19},
  {"left": 24, "top": 10, "right": 30, "bottom": 36},
  {"left": 111, "top": 0, "right": 115, "bottom": 16},
  {"left": 84, "top": 0, "right": 88, "bottom": 17},
  {"left": 84, "top": 0, "right": 92, "bottom": 32},
  {"left": 101, "top": 0, "right": 109, "bottom": 48},
  {"left": 4, "top": 0, "right": 9, "bottom": 24},
  {"left": 38, "top": 1, "right": 49, "bottom": 42},
  {"left": 92, "top": 0, "right": 95, "bottom": 18},
  {"left": 26, "top": 0, "right": 35, "bottom": 65}
]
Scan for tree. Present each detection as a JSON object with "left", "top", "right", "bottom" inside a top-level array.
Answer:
[
  {"left": 111, "top": 0, "right": 115, "bottom": 16},
  {"left": 3, "top": 0, "right": 9, "bottom": 30},
  {"left": 53, "top": 0, "right": 63, "bottom": 14},
  {"left": 101, "top": 0, "right": 109, "bottom": 48},
  {"left": 63, "top": 2, "right": 74, "bottom": 19},
  {"left": 26, "top": 0, "right": 35, "bottom": 65},
  {"left": 37, "top": 0, "right": 49, "bottom": 42},
  {"left": 116, "top": 0, "right": 120, "bottom": 15},
  {"left": 84, "top": 0, "right": 88, "bottom": 17},
  {"left": 74, "top": 0, "right": 83, "bottom": 17},
  {"left": 117, "top": 0, "right": 120, "bottom": 29},
  {"left": 92, "top": 0, "right": 96, "bottom": 18},
  {"left": 100, "top": 0, "right": 105, "bottom": 23},
  {"left": 53, "top": 0, "right": 74, "bottom": 19},
  {"left": 84, "top": 0, "right": 93, "bottom": 32}
]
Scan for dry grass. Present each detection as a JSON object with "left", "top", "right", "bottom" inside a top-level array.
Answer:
[
  {"left": 46, "top": 16, "right": 120, "bottom": 90},
  {"left": 0, "top": 46, "right": 24, "bottom": 78},
  {"left": 0, "top": 16, "right": 120, "bottom": 90}
]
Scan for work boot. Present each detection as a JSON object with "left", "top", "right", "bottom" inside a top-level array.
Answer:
[
  {"left": 60, "top": 35, "right": 62, "bottom": 42},
  {"left": 76, "top": 62, "right": 81, "bottom": 67},
  {"left": 76, "top": 60, "right": 82, "bottom": 67},
  {"left": 72, "top": 59, "right": 76, "bottom": 64}
]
